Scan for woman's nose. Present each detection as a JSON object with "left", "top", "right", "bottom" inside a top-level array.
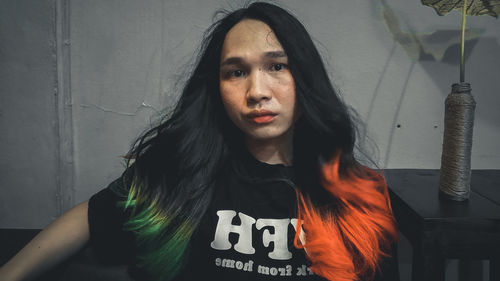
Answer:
[{"left": 246, "top": 70, "right": 271, "bottom": 103}]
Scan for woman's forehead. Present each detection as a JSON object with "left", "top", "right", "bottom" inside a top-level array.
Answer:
[{"left": 221, "top": 19, "right": 284, "bottom": 61}]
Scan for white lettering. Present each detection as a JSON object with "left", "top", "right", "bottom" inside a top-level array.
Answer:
[
  {"left": 296, "top": 264, "right": 307, "bottom": 276},
  {"left": 215, "top": 257, "right": 254, "bottom": 272},
  {"left": 222, "top": 259, "right": 235, "bottom": 268},
  {"left": 277, "top": 265, "right": 293, "bottom": 276},
  {"left": 307, "top": 266, "right": 314, "bottom": 275},
  {"left": 210, "top": 210, "right": 256, "bottom": 254},
  {"left": 244, "top": 260, "right": 254, "bottom": 272},
  {"left": 256, "top": 218, "right": 292, "bottom": 260},
  {"left": 258, "top": 265, "right": 270, "bottom": 275}
]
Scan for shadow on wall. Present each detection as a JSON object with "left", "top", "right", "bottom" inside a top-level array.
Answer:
[
  {"left": 369, "top": 0, "right": 500, "bottom": 167},
  {"left": 419, "top": 36, "right": 500, "bottom": 129},
  {"left": 378, "top": 0, "right": 500, "bottom": 128}
]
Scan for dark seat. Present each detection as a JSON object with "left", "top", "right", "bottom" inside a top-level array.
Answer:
[{"left": 0, "top": 229, "right": 134, "bottom": 281}]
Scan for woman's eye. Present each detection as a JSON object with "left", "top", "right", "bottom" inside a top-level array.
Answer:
[
  {"left": 271, "top": 63, "right": 284, "bottom": 71},
  {"left": 221, "top": 69, "right": 246, "bottom": 79},
  {"left": 232, "top": 70, "right": 244, "bottom": 77}
]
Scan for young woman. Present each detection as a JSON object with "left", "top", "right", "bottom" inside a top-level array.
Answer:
[{"left": 0, "top": 2, "right": 399, "bottom": 281}]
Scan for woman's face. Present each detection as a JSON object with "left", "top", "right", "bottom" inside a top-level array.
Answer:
[{"left": 219, "top": 19, "right": 298, "bottom": 143}]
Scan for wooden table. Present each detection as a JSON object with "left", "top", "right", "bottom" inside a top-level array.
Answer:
[{"left": 384, "top": 169, "right": 500, "bottom": 281}]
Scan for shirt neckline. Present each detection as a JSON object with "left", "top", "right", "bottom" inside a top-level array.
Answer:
[{"left": 231, "top": 146, "right": 294, "bottom": 182}]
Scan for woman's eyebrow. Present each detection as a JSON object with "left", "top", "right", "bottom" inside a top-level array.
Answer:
[
  {"left": 263, "top": 51, "right": 287, "bottom": 59},
  {"left": 220, "top": 51, "right": 287, "bottom": 67},
  {"left": 220, "top": 57, "right": 245, "bottom": 67}
]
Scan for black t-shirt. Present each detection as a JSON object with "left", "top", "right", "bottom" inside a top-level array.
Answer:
[{"left": 88, "top": 151, "right": 399, "bottom": 281}]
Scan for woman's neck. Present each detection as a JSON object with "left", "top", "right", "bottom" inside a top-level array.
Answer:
[{"left": 245, "top": 132, "right": 293, "bottom": 166}]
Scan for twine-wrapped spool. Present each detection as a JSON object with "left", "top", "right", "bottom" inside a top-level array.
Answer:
[{"left": 439, "top": 82, "right": 476, "bottom": 201}]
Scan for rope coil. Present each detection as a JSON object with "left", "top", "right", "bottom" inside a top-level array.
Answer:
[{"left": 439, "top": 82, "right": 476, "bottom": 201}]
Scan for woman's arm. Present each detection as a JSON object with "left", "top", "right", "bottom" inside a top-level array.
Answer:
[{"left": 0, "top": 200, "right": 90, "bottom": 281}]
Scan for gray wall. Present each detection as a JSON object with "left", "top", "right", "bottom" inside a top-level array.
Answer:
[
  {"left": 1, "top": 0, "right": 499, "bottom": 231},
  {"left": 1, "top": 0, "right": 61, "bottom": 227}
]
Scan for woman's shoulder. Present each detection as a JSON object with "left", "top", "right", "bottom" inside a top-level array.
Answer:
[
  {"left": 108, "top": 163, "right": 135, "bottom": 196},
  {"left": 87, "top": 164, "right": 137, "bottom": 264}
]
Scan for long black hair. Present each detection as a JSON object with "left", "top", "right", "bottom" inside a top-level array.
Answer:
[{"left": 119, "top": 2, "right": 397, "bottom": 281}]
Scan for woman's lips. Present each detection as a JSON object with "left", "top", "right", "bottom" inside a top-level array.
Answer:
[
  {"left": 247, "top": 110, "right": 277, "bottom": 124},
  {"left": 252, "top": 115, "right": 276, "bottom": 124}
]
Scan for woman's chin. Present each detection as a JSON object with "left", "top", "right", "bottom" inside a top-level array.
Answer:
[{"left": 244, "top": 129, "right": 293, "bottom": 143}]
